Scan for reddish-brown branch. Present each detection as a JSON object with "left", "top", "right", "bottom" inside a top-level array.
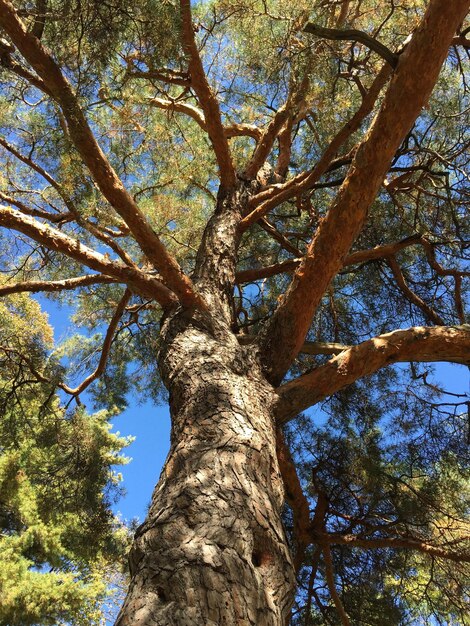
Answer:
[
  {"left": 235, "top": 234, "right": 425, "bottom": 283},
  {"left": 276, "top": 429, "right": 312, "bottom": 573},
  {"left": 61, "top": 289, "right": 131, "bottom": 396},
  {"left": 256, "top": 0, "right": 470, "bottom": 384},
  {"left": 321, "top": 532, "right": 470, "bottom": 563},
  {"left": 180, "top": 0, "right": 236, "bottom": 189},
  {"left": 275, "top": 117, "right": 294, "bottom": 179},
  {"left": 0, "top": 205, "right": 177, "bottom": 308},
  {"left": 0, "top": 274, "right": 117, "bottom": 296},
  {"left": 239, "top": 63, "right": 392, "bottom": 231},
  {"left": 0, "top": 0, "right": 202, "bottom": 309},
  {"left": 274, "top": 325, "right": 470, "bottom": 423},
  {"left": 243, "top": 103, "right": 291, "bottom": 180}
]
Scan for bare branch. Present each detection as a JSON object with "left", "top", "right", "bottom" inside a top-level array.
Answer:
[
  {"left": 322, "top": 532, "right": 470, "bottom": 563},
  {"left": 240, "top": 63, "right": 392, "bottom": 230},
  {"left": 243, "top": 103, "right": 292, "bottom": 180},
  {"left": 275, "top": 325, "right": 470, "bottom": 423},
  {"left": 321, "top": 543, "right": 351, "bottom": 626},
  {"left": 147, "top": 97, "right": 262, "bottom": 141},
  {"left": 235, "top": 234, "right": 425, "bottom": 283},
  {"left": 387, "top": 256, "right": 445, "bottom": 325},
  {"left": 276, "top": 429, "right": 312, "bottom": 572}
]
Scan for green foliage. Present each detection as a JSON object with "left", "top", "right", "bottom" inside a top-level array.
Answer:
[{"left": 0, "top": 290, "right": 131, "bottom": 625}]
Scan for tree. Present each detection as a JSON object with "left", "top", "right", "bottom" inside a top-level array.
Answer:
[
  {"left": 0, "top": 289, "right": 131, "bottom": 625},
  {"left": 0, "top": 0, "right": 469, "bottom": 624}
]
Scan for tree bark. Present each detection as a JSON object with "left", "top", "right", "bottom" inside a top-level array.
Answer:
[{"left": 115, "top": 310, "right": 295, "bottom": 625}]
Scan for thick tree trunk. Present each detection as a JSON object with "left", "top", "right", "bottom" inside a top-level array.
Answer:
[{"left": 116, "top": 310, "right": 295, "bottom": 625}]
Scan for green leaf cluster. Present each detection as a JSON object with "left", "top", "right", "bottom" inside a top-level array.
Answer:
[{"left": 0, "top": 290, "right": 131, "bottom": 625}]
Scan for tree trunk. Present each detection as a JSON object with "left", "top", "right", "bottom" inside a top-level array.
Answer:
[{"left": 115, "top": 309, "right": 295, "bottom": 625}]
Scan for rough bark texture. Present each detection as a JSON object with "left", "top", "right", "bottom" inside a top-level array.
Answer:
[{"left": 116, "top": 311, "right": 295, "bottom": 625}]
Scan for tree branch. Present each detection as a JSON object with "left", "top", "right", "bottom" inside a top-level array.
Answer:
[
  {"left": 0, "top": 0, "right": 202, "bottom": 309},
  {"left": 321, "top": 543, "right": 351, "bottom": 626},
  {"left": 304, "top": 23, "right": 398, "bottom": 68},
  {"left": 0, "top": 205, "right": 177, "bottom": 308},
  {"left": 274, "top": 325, "right": 470, "bottom": 423},
  {"left": 0, "top": 274, "right": 117, "bottom": 296},
  {"left": 235, "top": 234, "right": 424, "bottom": 283},
  {"left": 147, "top": 97, "right": 262, "bottom": 140},
  {"left": 321, "top": 532, "right": 470, "bottom": 563},
  {"left": 276, "top": 429, "right": 312, "bottom": 573},
  {"left": 61, "top": 288, "right": 131, "bottom": 396},
  {"left": 180, "top": 0, "right": 236, "bottom": 189},
  {"left": 387, "top": 255, "right": 445, "bottom": 325},
  {"left": 240, "top": 62, "right": 392, "bottom": 230},
  {"left": 256, "top": 0, "right": 469, "bottom": 384}
]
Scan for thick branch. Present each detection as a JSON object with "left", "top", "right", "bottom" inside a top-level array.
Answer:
[
  {"left": 0, "top": 274, "right": 117, "bottom": 296},
  {"left": 180, "top": 0, "right": 236, "bottom": 189},
  {"left": 257, "top": 0, "right": 470, "bottom": 384},
  {"left": 0, "top": 0, "right": 202, "bottom": 309},
  {"left": 0, "top": 205, "right": 177, "bottom": 308},
  {"left": 274, "top": 325, "right": 470, "bottom": 423}
]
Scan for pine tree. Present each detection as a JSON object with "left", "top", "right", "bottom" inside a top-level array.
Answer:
[{"left": 0, "top": 1, "right": 469, "bottom": 624}]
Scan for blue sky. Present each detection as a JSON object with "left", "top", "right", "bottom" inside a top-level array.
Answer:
[{"left": 39, "top": 296, "right": 469, "bottom": 525}]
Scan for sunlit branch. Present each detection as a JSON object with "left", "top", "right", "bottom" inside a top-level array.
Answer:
[
  {"left": 256, "top": 0, "right": 469, "bottom": 385},
  {"left": 243, "top": 103, "right": 292, "bottom": 180},
  {"left": 0, "top": 189, "right": 71, "bottom": 223},
  {"left": 0, "top": 0, "right": 202, "bottom": 309},
  {"left": 180, "top": 0, "right": 236, "bottom": 189},
  {"left": 0, "top": 136, "right": 136, "bottom": 265},
  {"left": 61, "top": 288, "right": 131, "bottom": 397},
  {"left": 274, "top": 325, "right": 470, "bottom": 423},
  {"left": 0, "top": 274, "right": 117, "bottom": 296},
  {"left": 0, "top": 205, "right": 177, "bottom": 308},
  {"left": 147, "top": 97, "right": 262, "bottom": 140}
]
